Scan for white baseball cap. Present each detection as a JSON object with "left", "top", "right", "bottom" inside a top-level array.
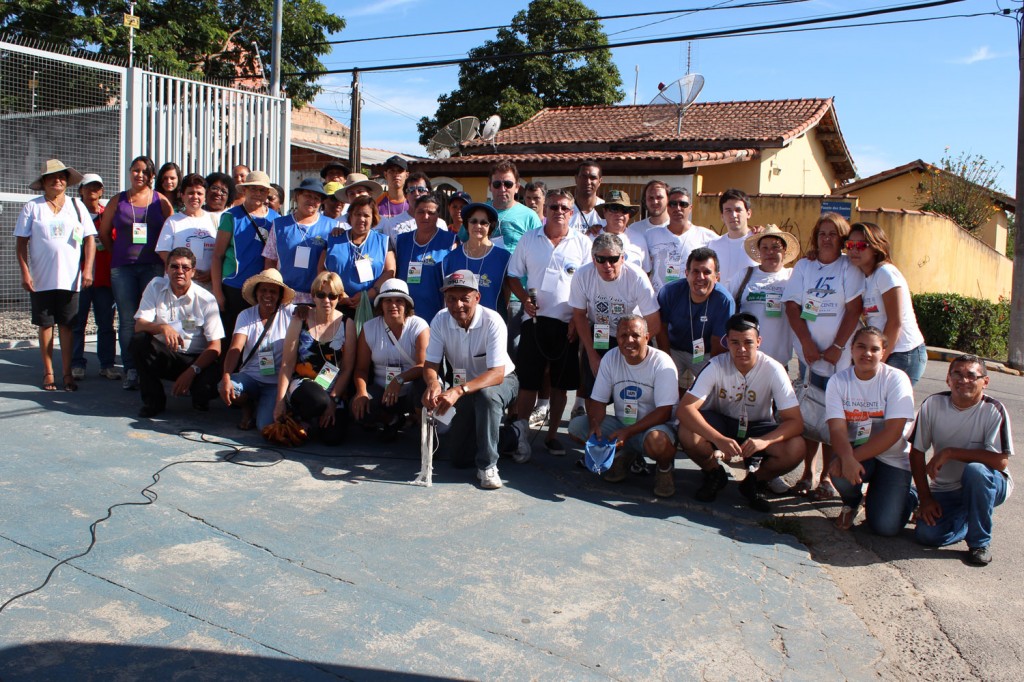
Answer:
[{"left": 80, "top": 173, "right": 104, "bottom": 187}]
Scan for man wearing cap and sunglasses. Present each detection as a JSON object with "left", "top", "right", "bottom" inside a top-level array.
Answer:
[
  {"left": 645, "top": 187, "right": 717, "bottom": 295},
  {"left": 423, "top": 270, "right": 518, "bottom": 490},
  {"left": 377, "top": 172, "right": 448, "bottom": 241},
  {"left": 677, "top": 313, "right": 804, "bottom": 511}
]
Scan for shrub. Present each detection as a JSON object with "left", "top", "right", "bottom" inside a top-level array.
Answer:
[{"left": 912, "top": 293, "right": 1010, "bottom": 361}]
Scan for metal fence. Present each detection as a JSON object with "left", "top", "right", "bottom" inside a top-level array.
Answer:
[{"left": 0, "top": 36, "right": 290, "bottom": 312}]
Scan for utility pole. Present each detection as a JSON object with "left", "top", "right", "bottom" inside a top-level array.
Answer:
[
  {"left": 270, "top": 0, "right": 283, "bottom": 97},
  {"left": 125, "top": 1, "right": 137, "bottom": 69},
  {"left": 349, "top": 69, "right": 362, "bottom": 173},
  {"left": 1010, "top": 8, "right": 1024, "bottom": 369}
]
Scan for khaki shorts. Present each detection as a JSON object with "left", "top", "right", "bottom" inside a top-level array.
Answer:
[{"left": 669, "top": 348, "right": 710, "bottom": 390}]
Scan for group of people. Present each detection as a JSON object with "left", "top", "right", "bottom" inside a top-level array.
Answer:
[{"left": 15, "top": 155, "right": 1012, "bottom": 566}]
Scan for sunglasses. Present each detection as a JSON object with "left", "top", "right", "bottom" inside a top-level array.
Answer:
[
  {"left": 594, "top": 255, "right": 621, "bottom": 265},
  {"left": 467, "top": 218, "right": 491, "bottom": 226},
  {"left": 604, "top": 206, "right": 629, "bottom": 214},
  {"left": 667, "top": 200, "right": 690, "bottom": 208},
  {"left": 845, "top": 240, "right": 870, "bottom": 252},
  {"left": 491, "top": 180, "right": 515, "bottom": 189},
  {"left": 314, "top": 291, "right": 339, "bottom": 300},
  {"left": 406, "top": 186, "right": 430, "bottom": 194},
  {"left": 547, "top": 204, "right": 572, "bottom": 212},
  {"left": 168, "top": 264, "right": 193, "bottom": 272}
]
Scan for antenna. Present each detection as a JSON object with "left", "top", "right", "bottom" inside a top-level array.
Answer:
[
  {"left": 480, "top": 114, "right": 501, "bottom": 151},
  {"left": 426, "top": 116, "right": 480, "bottom": 159},
  {"left": 641, "top": 73, "right": 705, "bottom": 136}
]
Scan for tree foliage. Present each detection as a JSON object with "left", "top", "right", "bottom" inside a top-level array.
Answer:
[
  {"left": 0, "top": 0, "right": 344, "bottom": 105},
  {"left": 417, "top": 0, "right": 623, "bottom": 146},
  {"left": 916, "top": 148, "right": 1005, "bottom": 234}
]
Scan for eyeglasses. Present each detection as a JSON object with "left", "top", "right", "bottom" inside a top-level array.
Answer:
[
  {"left": 406, "top": 186, "right": 430, "bottom": 194},
  {"left": 547, "top": 204, "right": 572, "bottom": 212},
  {"left": 208, "top": 185, "right": 228, "bottom": 195},
  {"left": 594, "top": 255, "right": 621, "bottom": 265},
  {"left": 667, "top": 200, "right": 690, "bottom": 208},
  {"left": 950, "top": 371, "right": 985, "bottom": 382},
  {"left": 467, "top": 218, "right": 491, "bottom": 226},
  {"left": 168, "top": 264, "right": 192, "bottom": 272},
  {"left": 315, "top": 291, "right": 339, "bottom": 300},
  {"left": 845, "top": 240, "right": 870, "bottom": 252},
  {"left": 491, "top": 180, "right": 515, "bottom": 190}
]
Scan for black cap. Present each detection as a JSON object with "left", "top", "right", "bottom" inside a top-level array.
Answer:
[
  {"left": 383, "top": 155, "right": 408, "bottom": 171},
  {"left": 319, "top": 160, "right": 350, "bottom": 179}
]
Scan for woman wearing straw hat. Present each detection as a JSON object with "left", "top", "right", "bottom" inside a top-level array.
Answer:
[
  {"left": 98, "top": 155, "right": 174, "bottom": 390},
  {"left": 263, "top": 177, "right": 335, "bottom": 305},
  {"left": 15, "top": 159, "right": 97, "bottom": 391},
  {"left": 273, "top": 271, "right": 356, "bottom": 445},
  {"left": 219, "top": 268, "right": 295, "bottom": 430}
]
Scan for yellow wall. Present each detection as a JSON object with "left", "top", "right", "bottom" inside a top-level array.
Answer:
[
  {"left": 698, "top": 159, "right": 762, "bottom": 196},
  {"left": 459, "top": 176, "right": 489, "bottom": 203},
  {"left": 759, "top": 129, "right": 837, "bottom": 195}
]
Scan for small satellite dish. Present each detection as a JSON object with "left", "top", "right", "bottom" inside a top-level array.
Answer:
[
  {"left": 427, "top": 116, "right": 480, "bottom": 159},
  {"left": 641, "top": 73, "right": 705, "bottom": 135},
  {"left": 481, "top": 115, "right": 502, "bottom": 141}
]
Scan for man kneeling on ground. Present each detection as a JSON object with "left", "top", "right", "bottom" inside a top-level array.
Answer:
[
  {"left": 569, "top": 315, "right": 679, "bottom": 497},
  {"left": 677, "top": 313, "right": 804, "bottom": 511}
]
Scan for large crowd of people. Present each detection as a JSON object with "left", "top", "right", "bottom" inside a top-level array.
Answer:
[{"left": 13, "top": 155, "right": 1013, "bottom": 565}]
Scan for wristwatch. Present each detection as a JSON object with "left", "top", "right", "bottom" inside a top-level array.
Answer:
[
  {"left": 191, "top": 364, "right": 202, "bottom": 375},
  {"left": 395, "top": 376, "right": 406, "bottom": 386},
  {"left": 460, "top": 384, "right": 469, "bottom": 395}
]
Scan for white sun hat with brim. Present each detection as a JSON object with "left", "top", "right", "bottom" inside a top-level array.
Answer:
[
  {"left": 744, "top": 225, "right": 801, "bottom": 265},
  {"left": 30, "top": 159, "right": 84, "bottom": 190},
  {"left": 374, "top": 278, "right": 415, "bottom": 311},
  {"left": 236, "top": 170, "right": 273, "bottom": 189},
  {"left": 338, "top": 173, "right": 384, "bottom": 201},
  {"left": 241, "top": 268, "right": 296, "bottom": 306}
]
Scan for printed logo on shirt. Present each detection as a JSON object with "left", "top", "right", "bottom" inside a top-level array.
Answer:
[
  {"left": 810, "top": 276, "right": 836, "bottom": 298},
  {"left": 619, "top": 385, "right": 643, "bottom": 401},
  {"left": 479, "top": 274, "right": 492, "bottom": 288},
  {"left": 843, "top": 408, "right": 885, "bottom": 422}
]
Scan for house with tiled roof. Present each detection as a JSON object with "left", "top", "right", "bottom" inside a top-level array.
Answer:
[{"left": 406, "top": 97, "right": 857, "bottom": 207}]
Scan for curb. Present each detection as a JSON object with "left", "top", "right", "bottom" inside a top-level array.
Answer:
[
  {"left": 0, "top": 334, "right": 97, "bottom": 352},
  {"left": 927, "top": 347, "right": 1021, "bottom": 377}
]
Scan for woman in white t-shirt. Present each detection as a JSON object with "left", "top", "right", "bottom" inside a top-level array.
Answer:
[
  {"left": 846, "top": 222, "right": 927, "bottom": 385},
  {"left": 826, "top": 327, "right": 916, "bottom": 535},
  {"left": 156, "top": 173, "right": 218, "bottom": 289}
]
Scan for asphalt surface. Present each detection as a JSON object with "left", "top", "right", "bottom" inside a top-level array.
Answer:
[{"left": 0, "top": 345, "right": 1019, "bottom": 680}]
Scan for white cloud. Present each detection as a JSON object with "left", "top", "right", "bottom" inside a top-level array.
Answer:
[
  {"left": 346, "top": 0, "right": 420, "bottom": 17},
  {"left": 848, "top": 145, "right": 899, "bottom": 180},
  {"left": 952, "top": 46, "right": 997, "bottom": 65}
]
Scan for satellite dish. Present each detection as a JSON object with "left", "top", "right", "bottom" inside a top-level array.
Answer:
[
  {"left": 641, "top": 73, "right": 705, "bottom": 135},
  {"left": 427, "top": 116, "right": 480, "bottom": 159},
  {"left": 481, "top": 115, "right": 502, "bottom": 141}
]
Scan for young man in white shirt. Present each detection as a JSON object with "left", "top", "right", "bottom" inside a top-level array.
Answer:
[
  {"left": 645, "top": 187, "right": 718, "bottom": 294},
  {"left": 131, "top": 247, "right": 224, "bottom": 418},
  {"left": 677, "top": 313, "right": 804, "bottom": 511},
  {"left": 708, "top": 188, "right": 758, "bottom": 283},
  {"left": 629, "top": 180, "right": 671, "bottom": 234},
  {"left": 423, "top": 270, "right": 518, "bottom": 490},
  {"left": 568, "top": 160, "right": 605, "bottom": 234},
  {"left": 569, "top": 316, "right": 680, "bottom": 497}
]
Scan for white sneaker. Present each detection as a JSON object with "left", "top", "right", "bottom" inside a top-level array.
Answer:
[
  {"left": 528, "top": 404, "right": 549, "bottom": 428},
  {"left": 478, "top": 466, "right": 503, "bottom": 489},
  {"left": 71, "top": 366, "right": 86, "bottom": 381},
  {"left": 768, "top": 476, "right": 790, "bottom": 494},
  {"left": 570, "top": 405, "right": 587, "bottom": 419},
  {"left": 513, "top": 419, "right": 531, "bottom": 463},
  {"left": 99, "top": 366, "right": 123, "bottom": 380}
]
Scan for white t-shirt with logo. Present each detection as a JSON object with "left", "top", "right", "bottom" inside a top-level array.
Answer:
[
  {"left": 688, "top": 351, "right": 798, "bottom": 423},
  {"left": 863, "top": 263, "right": 925, "bottom": 353},
  {"left": 233, "top": 304, "right": 295, "bottom": 383},
  {"left": 645, "top": 224, "right": 717, "bottom": 294},
  {"left": 569, "top": 201, "right": 605, "bottom": 234},
  {"left": 591, "top": 347, "right": 679, "bottom": 421},
  {"left": 629, "top": 215, "right": 669, "bottom": 235},
  {"left": 708, "top": 232, "right": 758, "bottom": 284},
  {"left": 14, "top": 196, "right": 96, "bottom": 292},
  {"left": 727, "top": 267, "right": 795, "bottom": 366},
  {"left": 156, "top": 211, "right": 219, "bottom": 272},
  {"left": 568, "top": 261, "right": 659, "bottom": 332},
  {"left": 824, "top": 363, "right": 915, "bottom": 470}
]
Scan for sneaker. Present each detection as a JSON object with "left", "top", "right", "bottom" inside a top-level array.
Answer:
[
  {"left": 544, "top": 437, "right": 566, "bottom": 456},
  {"left": 966, "top": 546, "right": 992, "bottom": 566},
  {"left": 630, "top": 454, "right": 651, "bottom": 475},
  {"left": 653, "top": 467, "right": 675, "bottom": 498},
  {"left": 570, "top": 405, "right": 587, "bottom": 419},
  {"left": 512, "top": 419, "right": 531, "bottom": 464},
  {"left": 603, "top": 455, "right": 629, "bottom": 483},
  {"left": 478, "top": 466, "right": 503, "bottom": 490},
  {"left": 768, "top": 476, "right": 790, "bottom": 495},
  {"left": 71, "top": 366, "right": 86, "bottom": 381},
  {"left": 99, "top": 367, "right": 123, "bottom": 380},
  {"left": 739, "top": 474, "right": 771, "bottom": 512},
  {"left": 694, "top": 464, "right": 729, "bottom": 502},
  {"left": 528, "top": 404, "right": 550, "bottom": 428},
  {"left": 122, "top": 368, "right": 139, "bottom": 390}
]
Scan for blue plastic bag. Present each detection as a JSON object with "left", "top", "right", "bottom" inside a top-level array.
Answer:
[{"left": 584, "top": 435, "right": 617, "bottom": 474}]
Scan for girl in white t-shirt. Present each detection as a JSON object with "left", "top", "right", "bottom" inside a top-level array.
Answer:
[
  {"left": 825, "top": 327, "right": 916, "bottom": 535},
  {"left": 846, "top": 222, "right": 927, "bottom": 385},
  {"left": 156, "top": 174, "right": 219, "bottom": 288}
]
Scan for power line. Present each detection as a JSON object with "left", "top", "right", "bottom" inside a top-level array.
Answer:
[{"left": 286, "top": 0, "right": 971, "bottom": 77}]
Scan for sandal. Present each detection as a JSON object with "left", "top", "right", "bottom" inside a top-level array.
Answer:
[
  {"left": 41, "top": 372, "right": 57, "bottom": 391},
  {"left": 789, "top": 478, "right": 814, "bottom": 497},
  {"left": 810, "top": 480, "right": 839, "bottom": 501},
  {"left": 62, "top": 374, "right": 78, "bottom": 392},
  {"left": 237, "top": 409, "right": 256, "bottom": 431},
  {"left": 835, "top": 505, "right": 857, "bottom": 530}
]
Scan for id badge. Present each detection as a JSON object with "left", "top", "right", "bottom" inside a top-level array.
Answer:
[
  {"left": 258, "top": 348, "right": 276, "bottom": 376},
  {"left": 385, "top": 366, "right": 401, "bottom": 386},
  {"left": 540, "top": 266, "right": 560, "bottom": 293},
  {"left": 314, "top": 361, "right": 339, "bottom": 389},
  {"left": 407, "top": 261, "right": 423, "bottom": 284},
  {"left": 294, "top": 245, "right": 311, "bottom": 270},
  {"left": 622, "top": 400, "right": 638, "bottom": 425},
  {"left": 71, "top": 224, "right": 83, "bottom": 246},
  {"left": 692, "top": 338, "right": 706, "bottom": 365},
  {"left": 433, "top": 404, "right": 456, "bottom": 426},
  {"left": 593, "top": 324, "right": 610, "bottom": 350},
  {"left": 853, "top": 420, "right": 871, "bottom": 446},
  {"left": 49, "top": 220, "right": 65, "bottom": 239},
  {"left": 801, "top": 297, "right": 821, "bottom": 321},
  {"left": 764, "top": 293, "right": 782, "bottom": 318},
  {"left": 181, "top": 317, "right": 197, "bottom": 333},
  {"left": 453, "top": 368, "right": 467, "bottom": 387},
  {"left": 132, "top": 222, "right": 147, "bottom": 245},
  {"left": 355, "top": 257, "right": 374, "bottom": 283},
  {"left": 665, "top": 256, "right": 682, "bottom": 283},
  {"left": 737, "top": 414, "right": 749, "bottom": 440}
]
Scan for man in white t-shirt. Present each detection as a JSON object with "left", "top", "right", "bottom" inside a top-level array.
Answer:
[
  {"left": 708, "top": 188, "right": 759, "bottom": 283},
  {"left": 423, "top": 270, "right": 518, "bottom": 490},
  {"left": 131, "top": 247, "right": 224, "bottom": 418},
  {"left": 569, "top": 316, "right": 680, "bottom": 496},
  {"left": 568, "top": 160, "right": 605, "bottom": 234},
  {"left": 677, "top": 313, "right": 804, "bottom": 511},
  {"left": 645, "top": 187, "right": 717, "bottom": 294},
  {"left": 908, "top": 355, "right": 1014, "bottom": 565},
  {"left": 628, "top": 180, "right": 671, "bottom": 234}
]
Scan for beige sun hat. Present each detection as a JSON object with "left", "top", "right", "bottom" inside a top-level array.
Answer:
[
  {"left": 338, "top": 173, "right": 384, "bottom": 201},
  {"left": 595, "top": 189, "right": 638, "bottom": 218},
  {"left": 236, "top": 170, "right": 272, "bottom": 189},
  {"left": 30, "top": 159, "right": 84, "bottom": 190},
  {"left": 744, "top": 225, "right": 801, "bottom": 265},
  {"left": 241, "top": 268, "right": 296, "bottom": 306}
]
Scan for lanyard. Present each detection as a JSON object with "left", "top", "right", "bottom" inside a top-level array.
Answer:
[{"left": 688, "top": 292, "right": 709, "bottom": 347}]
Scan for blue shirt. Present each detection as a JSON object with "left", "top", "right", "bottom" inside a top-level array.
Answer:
[
  {"left": 271, "top": 214, "right": 333, "bottom": 294},
  {"left": 220, "top": 205, "right": 280, "bottom": 289},
  {"left": 441, "top": 244, "right": 511, "bottom": 312},
  {"left": 323, "top": 230, "right": 390, "bottom": 296},
  {"left": 494, "top": 202, "right": 542, "bottom": 255},
  {"left": 396, "top": 229, "right": 457, "bottom": 322},
  {"left": 658, "top": 280, "right": 735, "bottom": 351}
]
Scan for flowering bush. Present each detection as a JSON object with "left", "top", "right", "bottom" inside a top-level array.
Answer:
[{"left": 912, "top": 293, "right": 1010, "bottom": 360}]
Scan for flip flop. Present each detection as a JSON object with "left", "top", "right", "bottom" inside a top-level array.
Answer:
[
  {"left": 834, "top": 505, "right": 857, "bottom": 530},
  {"left": 810, "top": 480, "right": 839, "bottom": 501},
  {"left": 789, "top": 479, "right": 814, "bottom": 496},
  {"left": 41, "top": 372, "right": 57, "bottom": 391},
  {"left": 62, "top": 374, "right": 78, "bottom": 392}
]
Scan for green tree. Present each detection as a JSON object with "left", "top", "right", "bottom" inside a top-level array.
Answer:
[
  {"left": 916, "top": 148, "right": 1005, "bottom": 234},
  {"left": 0, "top": 0, "right": 343, "bottom": 105},
  {"left": 417, "top": 0, "right": 623, "bottom": 146}
]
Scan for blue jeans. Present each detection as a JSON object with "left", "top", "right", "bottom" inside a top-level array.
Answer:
[
  {"left": 110, "top": 263, "right": 164, "bottom": 371},
  {"left": 886, "top": 344, "right": 927, "bottom": 386},
  {"left": 909, "top": 462, "right": 1008, "bottom": 549},
  {"left": 568, "top": 414, "right": 676, "bottom": 458},
  {"left": 442, "top": 373, "right": 519, "bottom": 471},
  {"left": 230, "top": 373, "right": 278, "bottom": 430},
  {"left": 833, "top": 458, "right": 913, "bottom": 536},
  {"left": 73, "top": 285, "right": 117, "bottom": 369}
]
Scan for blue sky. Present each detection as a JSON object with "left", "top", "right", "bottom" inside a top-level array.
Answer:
[{"left": 311, "top": 0, "right": 1018, "bottom": 192}]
